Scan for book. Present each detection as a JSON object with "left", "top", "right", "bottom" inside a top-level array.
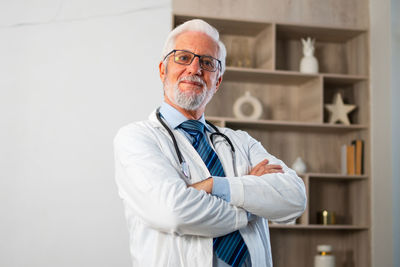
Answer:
[
  {"left": 341, "top": 144, "right": 347, "bottom": 175},
  {"left": 346, "top": 145, "right": 355, "bottom": 175},
  {"left": 352, "top": 139, "right": 364, "bottom": 175}
]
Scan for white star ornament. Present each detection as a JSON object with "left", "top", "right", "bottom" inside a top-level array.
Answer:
[{"left": 325, "top": 93, "right": 356, "bottom": 125}]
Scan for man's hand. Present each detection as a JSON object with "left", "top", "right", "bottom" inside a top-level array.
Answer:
[
  {"left": 188, "top": 177, "right": 213, "bottom": 193},
  {"left": 249, "top": 159, "right": 283, "bottom": 176}
]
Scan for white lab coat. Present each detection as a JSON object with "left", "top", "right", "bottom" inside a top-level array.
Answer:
[{"left": 114, "top": 110, "right": 307, "bottom": 267}]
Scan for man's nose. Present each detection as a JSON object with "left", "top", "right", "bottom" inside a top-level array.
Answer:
[{"left": 187, "top": 56, "right": 202, "bottom": 75}]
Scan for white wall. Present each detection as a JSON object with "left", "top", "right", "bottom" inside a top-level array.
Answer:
[
  {"left": 370, "top": 0, "right": 397, "bottom": 266},
  {"left": 391, "top": 0, "right": 400, "bottom": 266},
  {"left": 0, "top": 1, "right": 171, "bottom": 266}
]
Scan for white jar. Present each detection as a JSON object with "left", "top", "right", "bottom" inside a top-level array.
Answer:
[
  {"left": 314, "top": 245, "right": 335, "bottom": 267},
  {"left": 291, "top": 157, "right": 307, "bottom": 174}
]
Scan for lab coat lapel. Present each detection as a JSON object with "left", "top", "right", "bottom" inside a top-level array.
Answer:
[{"left": 149, "top": 110, "right": 211, "bottom": 183}]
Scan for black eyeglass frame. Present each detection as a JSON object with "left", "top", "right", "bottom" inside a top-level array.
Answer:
[{"left": 163, "top": 49, "right": 222, "bottom": 72}]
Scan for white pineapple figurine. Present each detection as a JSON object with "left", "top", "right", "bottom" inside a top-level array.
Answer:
[{"left": 300, "top": 37, "right": 319, "bottom": 74}]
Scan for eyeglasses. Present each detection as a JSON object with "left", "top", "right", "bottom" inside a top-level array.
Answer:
[{"left": 163, "top": 49, "right": 221, "bottom": 72}]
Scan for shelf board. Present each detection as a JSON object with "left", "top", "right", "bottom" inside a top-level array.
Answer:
[
  {"left": 276, "top": 23, "right": 367, "bottom": 42},
  {"left": 205, "top": 116, "right": 368, "bottom": 132},
  {"left": 299, "top": 173, "right": 368, "bottom": 180},
  {"left": 224, "top": 67, "right": 368, "bottom": 86},
  {"left": 323, "top": 73, "right": 368, "bottom": 85},
  {"left": 174, "top": 14, "right": 368, "bottom": 41},
  {"left": 269, "top": 224, "right": 369, "bottom": 230},
  {"left": 174, "top": 14, "right": 270, "bottom": 36},
  {"left": 224, "top": 67, "right": 319, "bottom": 84}
]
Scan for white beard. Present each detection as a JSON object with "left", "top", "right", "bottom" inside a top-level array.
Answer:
[{"left": 165, "top": 75, "right": 216, "bottom": 111}]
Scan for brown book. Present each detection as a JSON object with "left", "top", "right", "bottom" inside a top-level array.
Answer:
[
  {"left": 346, "top": 145, "right": 355, "bottom": 175},
  {"left": 352, "top": 140, "right": 364, "bottom": 175}
]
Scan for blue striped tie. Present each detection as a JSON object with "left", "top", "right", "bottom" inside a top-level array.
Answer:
[{"left": 179, "top": 120, "right": 249, "bottom": 267}]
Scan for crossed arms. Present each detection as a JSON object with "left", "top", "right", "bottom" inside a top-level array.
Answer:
[
  {"left": 114, "top": 124, "right": 306, "bottom": 237},
  {"left": 190, "top": 159, "right": 284, "bottom": 193}
]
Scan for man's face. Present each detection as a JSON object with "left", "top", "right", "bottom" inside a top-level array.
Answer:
[{"left": 159, "top": 31, "right": 223, "bottom": 111}]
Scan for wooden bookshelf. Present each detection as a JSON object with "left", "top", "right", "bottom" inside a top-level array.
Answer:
[{"left": 172, "top": 2, "right": 371, "bottom": 265}]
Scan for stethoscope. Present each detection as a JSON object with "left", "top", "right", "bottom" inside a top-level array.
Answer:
[{"left": 156, "top": 108, "right": 238, "bottom": 179}]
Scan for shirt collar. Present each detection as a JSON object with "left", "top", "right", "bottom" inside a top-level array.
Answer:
[{"left": 159, "top": 101, "right": 211, "bottom": 131}]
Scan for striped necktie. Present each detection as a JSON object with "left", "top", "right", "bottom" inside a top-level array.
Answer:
[{"left": 179, "top": 120, "right": 249, "bottom": 267}]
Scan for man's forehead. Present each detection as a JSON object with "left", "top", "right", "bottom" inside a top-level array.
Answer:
[{"left": 174, "top": 31, "right": 219, "bottom": 56}]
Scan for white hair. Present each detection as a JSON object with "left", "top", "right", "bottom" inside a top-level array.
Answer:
[{"left": 161, "top": 19, "right": 227, "bottom": 76}]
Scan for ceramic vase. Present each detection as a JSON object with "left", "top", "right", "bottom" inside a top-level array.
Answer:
[
  {"left": 300, "top": 37, "right": 319, "bottom": 74},
  {"left": 292, "top": 157, "right": 307, "bottom": 174}
]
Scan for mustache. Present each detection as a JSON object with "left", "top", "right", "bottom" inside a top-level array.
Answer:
[{"left": 178, "top": 75, "right": 206, "bottom": 86}]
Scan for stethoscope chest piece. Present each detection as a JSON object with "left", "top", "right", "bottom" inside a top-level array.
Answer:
[
  {"left": 156, "top": 107, "right": 237, "bottom": 179},
  {"left": 181, "top": 161, "right": 190, "bottom": 179}
]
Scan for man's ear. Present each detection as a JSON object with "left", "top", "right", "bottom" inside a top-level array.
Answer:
[
  {"left": 215, "top": 75, "right": 223, "bottom": 92},
  {"left": 159, "top": 61, "right": 166, "bottom": 82}
]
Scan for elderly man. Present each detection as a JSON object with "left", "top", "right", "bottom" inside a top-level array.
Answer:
[{"left": 114, "top": 19, "right": 306, "bottom": 267}]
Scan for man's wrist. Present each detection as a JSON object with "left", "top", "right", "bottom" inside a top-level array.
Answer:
[
  {"left": 204, "top": 177, "right": 213, "bottom": 193},
  {"left": 189, "top": 177, "right": 213, "bottom": 193}
]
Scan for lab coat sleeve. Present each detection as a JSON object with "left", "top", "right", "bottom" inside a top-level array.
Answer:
[
  {"left": 227, "top": 130, "right": 307, "bottom": 223},
  {"left": 114, "top": 123, "right": 248, "bottom": 237}
]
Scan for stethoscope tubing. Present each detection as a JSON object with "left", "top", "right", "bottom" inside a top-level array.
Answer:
[{"left": 156, "top": 108, "right": 237, "bottom": 179}]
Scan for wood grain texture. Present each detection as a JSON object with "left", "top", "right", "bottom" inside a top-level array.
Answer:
[
  {"left": 276, "top": 34, "right": 368, "bottom": 75},
  {"left": 207, "top": 78, "right": 321, "bottom": 122},
  {"left": 269, "top": 229, "right": 369, "bottom": 267},
  {"left": 205, "top": 116, "right": 369, "bottom": 131},
  {"left": 173, "top": 0, "right": 369, "bottom": 28},
  {"left": 323, "top": 80, "right": 369, "bottom": 125},
  {"left": 173, "top": 0, "right": 371, "bottom": 264},
  {"left": 254, "top": 25, "right": 275, "bottom": 69}
]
